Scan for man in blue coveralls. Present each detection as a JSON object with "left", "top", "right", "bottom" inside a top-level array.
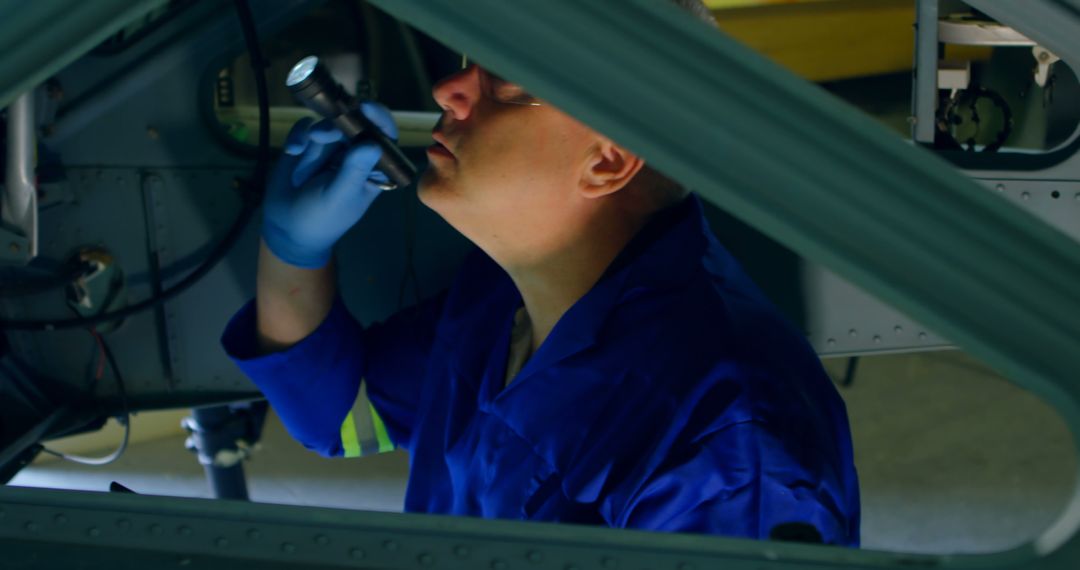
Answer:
[{"left": 222, "top": 0, "right": 860, "bottom": 546}]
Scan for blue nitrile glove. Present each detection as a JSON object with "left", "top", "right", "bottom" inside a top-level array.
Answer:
[{"left": 261, "top": 102, "right": 398, "bottom": 268}]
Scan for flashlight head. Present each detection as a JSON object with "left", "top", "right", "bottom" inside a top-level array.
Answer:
[
  {"left": 286, "top": 55, "right": 361, "bottom": 137},
  {"left": 286, "top": 56, "right": 319, "bottom": 88}
]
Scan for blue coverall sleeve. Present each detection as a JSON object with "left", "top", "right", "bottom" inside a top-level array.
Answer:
[
  {"left": 610, "top": 420, "right": 858, "bottom": 547},
  {"left": 221, "top": 293, "right": 445, "bottom": 457}
]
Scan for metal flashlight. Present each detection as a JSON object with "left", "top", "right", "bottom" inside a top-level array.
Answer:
[{"left": 286, "top": 56, "right": 417, "bottom": 190}]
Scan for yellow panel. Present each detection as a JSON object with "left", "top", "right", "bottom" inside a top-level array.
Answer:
[{"left": 711, "top": 0, "right": 915, "bottom": 82}]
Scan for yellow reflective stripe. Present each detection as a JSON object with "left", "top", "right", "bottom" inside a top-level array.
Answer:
[
  {"left": 340, "top": 411, "right": 362, "bottom": 458},
  {"left": 369, "top": 403, "right": 394, "bottom": 453}
]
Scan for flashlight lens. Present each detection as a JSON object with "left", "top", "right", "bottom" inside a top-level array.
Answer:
[{"left": 287, "top": 56, "right": 319, "bottom": 87}]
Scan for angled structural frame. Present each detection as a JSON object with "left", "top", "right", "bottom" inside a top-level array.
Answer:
[{"left": 2, "top": 0, "right": 1080, "bottom": 568}]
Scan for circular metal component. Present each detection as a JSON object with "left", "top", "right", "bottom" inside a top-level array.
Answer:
[
  {"left": 149, "top": 524, "right": 164, "bottom": 535},
  {"left": 848, "top": 329, "right": 858, "bottom": 338},
  {"left": 418, "top": 553, "right": 435, "bottom": 565},
  {"left": 54, "top": 514, "right": 68, "bottom": 525},
  {"left": 527, "top": 551, "right": 543, "bottom": 563},
  {"left": 215, "top": 537, "right": 229, "bottom": 549},
  {"left": 87, "top": 527, "right": 101, "bottom": 538},
  {"left": 24, "top": 521, "right": 40, "bottom": 532},
  {"left": 314, "top": 534, "right": 330, "bottom": 546},
  {"left": 177, "top": 526, "right": 192, "bottom": 536},
  {"left": 383, "top": 539, "right": 400, "bottom": 551},
  {"left": 246, "top": 529, "right": 261, "bottom": 540},
  {"left": 287, "top": 56, "right": 319, "bottom": 87},
  {"left": 281, "top": 542, "right": 297, "bottom": 554},
  {"left": 454, "top": 545, "right": 471, "bottom": 558},
  {"left": 349, "top": 548, "right": 366, "bottom": 559},
  {"left": 491, "top": 559, "right": 509, "bottom": 570},
  {"left": 116, "top": 518, "right": 132, "bottom": 531},
  {"left": 602, "top": 557, "right": 618, "bottom": 568},
  {"left": 894, "top": 325, "right": 904, "bottom": 334}
]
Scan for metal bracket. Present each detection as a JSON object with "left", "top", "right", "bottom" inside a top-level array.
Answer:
[{"left": 1, "top": 91, "right": 37, "bottom": 264}]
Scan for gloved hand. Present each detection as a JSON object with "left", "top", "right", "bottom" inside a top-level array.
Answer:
[{"left": 261, "top": 102, "right": 398, "bottom": 269}]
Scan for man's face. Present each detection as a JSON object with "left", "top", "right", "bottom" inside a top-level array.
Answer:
[{"left": 418, "top": 64, "right": 602, "bottom": 263}]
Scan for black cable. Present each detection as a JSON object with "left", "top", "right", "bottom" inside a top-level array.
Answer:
[
  {"left": 40, "top": 327, "right": 131, "bottom": 466},
  {"left": 0, "top": 0, "right": 271, "bottom": 332}
]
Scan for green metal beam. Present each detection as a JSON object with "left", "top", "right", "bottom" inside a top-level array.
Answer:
[
  {"left": 0, "top": 0, "right": 167, "bottom": 108},
  {"left": 0, "top": 486, "right": 946, "bottom": 569}
]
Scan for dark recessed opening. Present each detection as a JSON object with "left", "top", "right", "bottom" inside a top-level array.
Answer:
[{"left": 1052, "top": 191, "right": 1061, "bottom": 199}]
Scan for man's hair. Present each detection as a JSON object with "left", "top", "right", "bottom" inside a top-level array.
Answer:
[{"left": 631, "top": 0, "right": 718, "bottom": 210}]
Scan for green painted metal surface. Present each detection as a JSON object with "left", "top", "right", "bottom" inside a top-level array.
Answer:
[{"left": 0, "top": 0, "right": 167, "bottom": 108}]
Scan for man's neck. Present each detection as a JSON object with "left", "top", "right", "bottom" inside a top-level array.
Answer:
[{"left": 503, "top": 209, "right": 647, "bottom": 356}]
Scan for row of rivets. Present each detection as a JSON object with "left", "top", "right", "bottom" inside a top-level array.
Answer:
[
  {"left": 994, "top": 183, "right": 1080, "bottom": 201},
  {"left": 825, "top": 327, "right": 929, "bottom": 347},
  {"left": 4, "top": 517, "right": 699, "bottom": 570}
]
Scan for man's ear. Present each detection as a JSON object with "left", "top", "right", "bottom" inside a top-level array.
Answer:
[{"left": 580, "top": 139, "right": 645, "bottom": 199}]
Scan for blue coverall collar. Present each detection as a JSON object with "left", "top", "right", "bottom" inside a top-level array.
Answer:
[{"left": 504, "top": 194, "right": 711, "bottom": 387}]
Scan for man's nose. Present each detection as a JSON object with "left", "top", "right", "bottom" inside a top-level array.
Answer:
[{"left": 432, "top": 65, "right": 481, "bottom": 121}]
